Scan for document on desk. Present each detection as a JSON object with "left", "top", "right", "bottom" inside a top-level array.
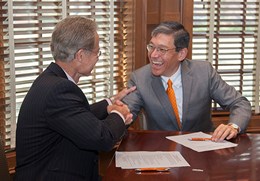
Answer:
[
  {"left": 115, "top": 151, "right": 190, "bottom": 169},
  {"left": 166, "top": 132, "right": 238, "bottom": 152}
]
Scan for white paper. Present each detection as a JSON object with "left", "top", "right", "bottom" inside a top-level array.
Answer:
[
  {"left": 115, "top": 151, "right": 190, "bottom": 169},
  {"left": 166, "top": 132, "right": 238, "bottom": 152}
]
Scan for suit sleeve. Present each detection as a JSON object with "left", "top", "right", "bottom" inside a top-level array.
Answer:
[
  {"left": 122, "top": 72, "right": 144, "bottom": 122},
  {"left": 208, "top": 62, "right": 252, "bottom": 132},
  {"left": 44, "top": 80, "right": 126, "bottom": 151},
  {"left": 90, "top": 100, "right": 109, "bottom": 120}
]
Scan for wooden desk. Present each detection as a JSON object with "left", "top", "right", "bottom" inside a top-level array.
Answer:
[{"left": 103, "top": 130, "right": 260, "bottom": 181}]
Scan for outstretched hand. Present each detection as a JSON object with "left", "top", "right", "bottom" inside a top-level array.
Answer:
[{"left": 110, "top": 86, "right": 136, "bottom": 103}]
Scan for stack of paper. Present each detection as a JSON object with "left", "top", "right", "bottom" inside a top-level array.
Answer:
[{"left": 115, "top": 151, "right": 190, "bottom": 169}]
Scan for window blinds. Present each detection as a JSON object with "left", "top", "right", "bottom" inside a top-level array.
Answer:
[
  {"left": 192, "top": 0, "right": 260, "bottom": 113},
  {"left": 0, "top": 0, "right": 134, "bottom": 148}
]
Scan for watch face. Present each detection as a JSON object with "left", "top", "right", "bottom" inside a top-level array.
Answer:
[{"left": 230, "top": 124, "right": 238, "bottom": 129}]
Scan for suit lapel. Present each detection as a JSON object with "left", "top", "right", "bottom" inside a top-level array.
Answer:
[
  {"left": 181, "top": 60, "right": 193, "bottom": 128},
  {"left": 151, "top": 75, "right": 180, "bottom": 130}
]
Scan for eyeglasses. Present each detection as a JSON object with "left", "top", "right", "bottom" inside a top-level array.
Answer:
[
  {"left": 89, "top": 50, "right": 101, "bottom": 57},
  {"left": 74, "top": 49, "right": 102, "bottom": 58},
  {"left": 146, "top": 44, "right": 176, "bottom": 55},
  {"left": 96, "top": 50, "right": 102, "bottom": 57}
]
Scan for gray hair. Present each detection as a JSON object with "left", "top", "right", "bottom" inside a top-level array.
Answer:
[
  {"left": 50, "top": 16, "right": 97, "bottom": 62},
  {"left": 151, "top": 21, "right": 190, "bottom": 52}
]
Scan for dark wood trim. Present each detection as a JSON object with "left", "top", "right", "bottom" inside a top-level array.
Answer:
[
  {"left": 182, "top": 0, "right": 193, "bottom": 59},
  {"left": 6, "top": 150, "right": 16, "bottom": 177},
  {"left": 134, "top": 0, "right": 148, "bottom": 70}
]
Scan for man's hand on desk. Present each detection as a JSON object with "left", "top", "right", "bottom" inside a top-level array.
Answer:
[{"left": 211, "top": 123, "right": 239, "bottom": 142}]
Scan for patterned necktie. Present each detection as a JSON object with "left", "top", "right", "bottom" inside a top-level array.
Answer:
[{"left": 166, "top": 79, "right": 181, "bottom": 129}]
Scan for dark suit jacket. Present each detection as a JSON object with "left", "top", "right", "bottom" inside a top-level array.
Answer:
[
  {"left": 15, "top": 62, "right": 126, "bottom": 181},
  {"left": 123, "top": 59, "right": 251, "bottom": 132}
]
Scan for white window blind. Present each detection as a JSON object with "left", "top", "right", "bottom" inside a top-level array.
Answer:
[
  {"left": 192, "top": 0, "right": 260, "bottom": 114},
  {"left": 0, "top": 0, "right": 134, "bottom": 148}
]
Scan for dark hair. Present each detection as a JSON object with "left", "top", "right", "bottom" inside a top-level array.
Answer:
[{"left": 151, "top": 21, "right": 190, "bottom": 52}]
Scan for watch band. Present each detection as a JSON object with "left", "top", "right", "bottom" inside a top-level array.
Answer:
[{"left": 228, "top": 123, "right": 240, "bottom": 133}]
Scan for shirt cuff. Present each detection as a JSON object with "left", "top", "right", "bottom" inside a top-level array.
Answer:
[{"left": 106, "top": 98, "right": 112, "bottom": 105}]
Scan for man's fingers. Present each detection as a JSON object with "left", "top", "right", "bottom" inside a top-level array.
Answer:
[
  {"left": 125, "top": 114, "right": 133, "bottom": 125},
  {"left": 212, "top": 124, "right": 238, "bottom": 142},
  {"left": 114, "top": 100, "right": 124, "bottom": 106},
  {"left": 127, "top": 86, "right": 136, "bottom": 93}
]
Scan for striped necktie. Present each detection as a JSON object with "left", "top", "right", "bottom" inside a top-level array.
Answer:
[{"left": 166, "top": 79, "right": 181, "bottom": 129}]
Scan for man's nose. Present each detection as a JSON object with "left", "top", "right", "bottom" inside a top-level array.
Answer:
[{"left": 150, "top": 48, "right": 161, "bottom": 57}]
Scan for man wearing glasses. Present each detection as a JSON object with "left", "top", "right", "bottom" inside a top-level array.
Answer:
[
  {"left": 122, "top": 21, "right": 251, "bottom": 142},
  {"left": 15, "top": 16, "right": 135, "bottom": 181}
]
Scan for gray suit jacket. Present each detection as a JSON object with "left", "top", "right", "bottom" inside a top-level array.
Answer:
[{"left": 123, "top": 59, "right": 251, "bottom": 132}]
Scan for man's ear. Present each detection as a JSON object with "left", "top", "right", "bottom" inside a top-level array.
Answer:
[
  {"left": 75, "top": 49, "right": 84, "bottom": 63},
  {"left": 177, "top": 48, "right": 188, "bottom": 61}
]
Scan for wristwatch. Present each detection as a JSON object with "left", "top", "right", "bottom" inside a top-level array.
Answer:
[{"left": 228, "top": 123, "right": 239, "bottom": 133}]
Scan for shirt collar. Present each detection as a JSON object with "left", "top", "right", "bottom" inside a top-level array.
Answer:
[
  {"left": 161, "top": 64, "right": 182, "bottom": 88},
  {"left": 62, "top": 69, "right": 76, "bottom": 84}
]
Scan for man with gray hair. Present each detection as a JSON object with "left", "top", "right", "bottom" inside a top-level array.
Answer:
[{"left": 15, "top": 16, "right": 135, "bottom": 181}]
